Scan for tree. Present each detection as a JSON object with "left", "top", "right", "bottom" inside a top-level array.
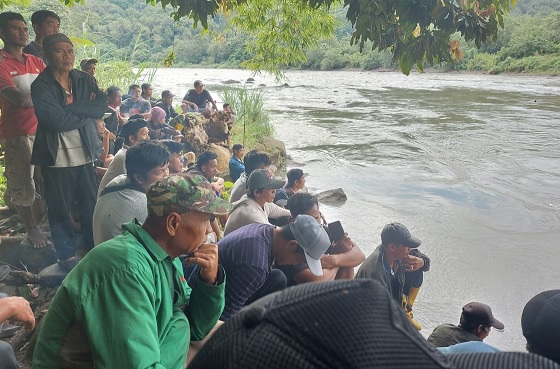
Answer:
[{"left": 0, "top": 0, "right": 515, "bottom": 75}]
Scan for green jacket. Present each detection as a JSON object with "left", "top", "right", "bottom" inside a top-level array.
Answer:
[{"left": 33, "top": 220, "right": 225, "bottom": 369}]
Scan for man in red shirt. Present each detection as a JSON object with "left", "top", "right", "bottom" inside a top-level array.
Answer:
[{"left": 0, "top": 12, "right": 47, "bottom": 248}]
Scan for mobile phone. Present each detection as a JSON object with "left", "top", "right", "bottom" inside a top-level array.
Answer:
[{"left": 328, "top": 221, "right": 345, "bottom": 243}]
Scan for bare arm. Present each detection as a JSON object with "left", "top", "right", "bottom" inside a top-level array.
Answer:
[
  {"left": 321, "top": 235, "right": 365, "bottom": 269},
  {"left": 293, "top": 267, "right": 339, "bottom": 284},
  {"left": 1, "top": 87, "right": 33, "bottom": 107}
]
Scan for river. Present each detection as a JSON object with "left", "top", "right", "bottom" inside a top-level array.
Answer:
[{"left": 151, "top": 68, "right": 560, "bottom": 351}]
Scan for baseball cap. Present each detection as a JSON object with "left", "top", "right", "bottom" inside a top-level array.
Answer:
[
  {"left": 521, "top": 289, "right": 560, "bottom": 352},
  {"left": 147, "top": 173, "right": 232, "bottom": 217},
  {"left": 286, "top": 168, "right": 306, "bottom": 183},
  {"left": 247, "top": 169, "right": 285, "bottom": 191},
  {"left": 161, "top": 90, "right": 174, "bottom": 98},
  {"left": 194, "top": 80, "right": 204, "bottom": 87},
  {"left": 80, "top": 58, "right": 98, "bottom": 71},
  {"left": 462, "top": 302, "right": 505, "bottom": 331},
  {"left": 118, "top": 118, "right": 148, "bottom": 139},
  {"left": 381, "top": 222, "right": 421, "bottom": 248},
  {"left": 289, "top": 214, "right": 331, "bottom": 276},
  {"left": 42, "top": 33, "right": 73, "bottom": 52}
]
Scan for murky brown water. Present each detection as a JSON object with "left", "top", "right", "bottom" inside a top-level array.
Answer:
[{"left": 154, "top": 68, "right": 560, "bottom": 351}]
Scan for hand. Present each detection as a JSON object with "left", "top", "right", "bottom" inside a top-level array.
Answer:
[
  {"left": 108, "top": 132, "right": 116, "bottom": 141},
  {"left": 2, "top": 296, "right": 35, "bottom": 331},
  {"left": 332, "top": 234, "right": 353, "bottom": 254},
  {"left": 320, "top": 254, "right": 338, "bottom": 269},
  {"left": 185, "top": 243, "right": 219, "bottom": 285},
  {"left": 402, "top": 255, "right": 424, "bottom": 272}
]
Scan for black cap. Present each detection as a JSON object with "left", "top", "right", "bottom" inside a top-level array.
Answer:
[
  {"left": 462, "top": 302, "right": 504, "bottom": 331},
  {"left": 118, "top": 118, "right": 147, "bottom": 139},
  {"left": 194, "top": 80, "right": 204, "bottom": 87},
  {"left": 161, "top": 90, "right": 174, "bottom": 98},
  {"left": 522, "top": 289, "right": 560, "bottom": 352},
  {"left": 381, "top": 222, "right": 421, "bottom": 248},
  {"left": 247, "top": 169, "right": 285, "bottom": 191}
]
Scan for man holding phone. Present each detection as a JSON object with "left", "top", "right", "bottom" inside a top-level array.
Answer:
[{"left": 274, "top": 193, "right": 365, "bottom": 285}]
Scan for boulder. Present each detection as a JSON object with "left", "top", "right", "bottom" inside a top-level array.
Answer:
[
  {"left": 261, "top": 136, "right": 286, "bottom": 169},
  {"left": 315, "top": 188, "right": 347, "bottom": 204},
  {"left": 222, "top": 79, "right": 240, "bottom": 84},
  {"left": 208, "top": 143, "right": 231, "bottom": 174},
  {"left": 246, "top": 77, "right": 255, "bottom": 83}
]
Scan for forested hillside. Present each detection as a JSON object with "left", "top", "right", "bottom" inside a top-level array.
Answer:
[{"left": 4, "top": 0, "right": 560, "bottom": 74}]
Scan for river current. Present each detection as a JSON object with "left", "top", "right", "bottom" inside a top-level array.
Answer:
[{"left": 152, "top": 68, "right": 560, "bottom": 351}]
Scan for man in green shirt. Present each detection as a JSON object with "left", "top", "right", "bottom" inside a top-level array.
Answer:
[{"left": 33, "top": 173, "right": 232, "bottom": 369}]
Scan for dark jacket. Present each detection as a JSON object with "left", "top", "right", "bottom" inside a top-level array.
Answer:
[{"left": 31, "top": 67, "right": 108, "bottom": 166}]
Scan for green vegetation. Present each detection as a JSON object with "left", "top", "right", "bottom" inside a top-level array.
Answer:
[
  {"left": 220, "top": 86, "right": 273, "bottom": 149},
  {"left": 0, "top": 161, "right": 6, "bottom": 207}
]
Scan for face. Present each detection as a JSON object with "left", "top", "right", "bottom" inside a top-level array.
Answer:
[
  {"left": 202, "top": 159, "right": 218, "bottom": 178},
  {"left": 195, "top": 85, "right": 204, "bottom": 93},
  {"left": 137, "top": 163, "right": 169, "bottom": 191},
  {"left": 143, "top": 86, "right": 153, "bottom": 97},
  {"left": 168, "top": 211, "right": 212, "bottom": 257},
  {"left": 108, "top": 91, "right": 122, "bottom": 107},
  {"left": 304, "top": 204, "right": 322, "bottom": 224},
  {"left": 168, "top": 152, "right": 183, "bottom": 174},
  {"left": 235, "top": 148, "right": 244, "bottom": 159},
  {"left": 164, "top": 95, "right": 173, "bottom": 105},
  {"left": 35, "top": 16, "right": 60, "bottom": 37},
  {"left": 394, "top": 244, "right": 411, "bottom": 260},
  {"left": 85, "top": 63, "right": 96, "bottom": 77},
  {"left": 257, "top": 188, "right": 276, "bottom": 203},
  {"left": 96, "top": 120, "right": 106, "bottom": 134},
  {"left": 130, "top": 127, "right": 149, "bottom": 145},
  {"left": 130, "top": 87, "right": 141, "bottom": 100},
  {"left": 224, "top": 105, "right": 233, "bottom": 113},
  {"left": 45, "top": 42, "right": 74, "bottom": 72},
  {"left": 294, "top": 176, "right": 306, "bottom": 190},
  {"left": 0, "top": 20, "right": 29, "bottom": 48}
]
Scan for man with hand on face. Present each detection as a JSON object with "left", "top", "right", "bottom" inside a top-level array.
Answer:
[
  {"left": 356, "top": 223, "right": 430, "bottom": 330},
  {"left": 33, "top": 173, "right": 232, "bottom": 369}
]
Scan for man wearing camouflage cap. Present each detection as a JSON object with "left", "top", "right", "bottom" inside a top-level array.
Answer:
[{"left": 33, "top": 172, "right": 232, "bottom": 369}]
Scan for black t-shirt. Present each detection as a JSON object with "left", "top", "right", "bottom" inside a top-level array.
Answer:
[{"left": 183, "top": 89, "right": 213, "bottom": 108}]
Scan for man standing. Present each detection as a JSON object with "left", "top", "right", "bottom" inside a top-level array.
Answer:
[
  {"left": 141, "top": 82, "right": 156, "bottom": 107},
  {"left": 0, "top": 12, "right": 47, "bottom": 248},
  {"left": 120, "top": 84, "right": 151, "bottom": 118},
  {"left": 228, "top": 143, "right": 244, "bottom": 182},
  {"left": 215, "top": 214, "right": 331, "bottom": 320},
  {"left": 33, "top": 173, "right": 232, "bottom": 368},
  {"left": 428, "top": 302, "right": 504, "bottom": 347},
  {"left": 356, "top": 222, "right": 429, "bottom": 330},
  {"left": 22, "top": 10, "right": 60, "bottom": 62},
  {"left": 31, "top": 33, "right": 108, "bottom": 271},
  {"left": 182, "top": 80, "right": 217, "bottom": 116}
]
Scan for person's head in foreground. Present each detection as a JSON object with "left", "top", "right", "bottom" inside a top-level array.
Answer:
[
  {"left": 522, "top": 289, "right": 560, "bottom": 364},
  {"left": 459, "top": 302, "right": 504, "bottom": 340},
  {"left": 125, "top": 141, "right": 170, "bottom": 191}
]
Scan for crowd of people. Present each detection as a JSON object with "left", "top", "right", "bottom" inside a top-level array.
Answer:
[{"left": 0, "top": 9, "right": 559, "bottom": 369}]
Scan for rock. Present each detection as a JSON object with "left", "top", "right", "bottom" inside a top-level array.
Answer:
[
  {"left": 222, "top": 79, "right": 240, "bottom": 84},
  {"left": 246, "top": 77, "right": 255, "bottom": 83},
  {"left": 0, "top": 235, "right": 56, "bottom": 274},
  {"left": 315, "top": 188, "right": 347, "bottom": 203},
  {"left": 258, "top": 84, "right": 266, "bottom": 87},
  {"left": 328, "top": 100, "right": 336, "bottom": 104},
  {"left": 38, "top": 263, "right": 68, "bottom": 287},
  {"left": 281, "top": 83, "right": 289, "bottom": 87},
  {"left": 261, "top": 136, "right": 286, "bottom": 170},
  {"left": 208, "top": 143, "right": 231, "bottom": 174}
]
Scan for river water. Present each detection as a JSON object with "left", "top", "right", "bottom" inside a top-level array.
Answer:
[{"left": 152, "top": 68, "right": 560, "bottom": 351}]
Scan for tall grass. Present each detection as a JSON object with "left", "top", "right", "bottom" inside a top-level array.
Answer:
[
  {"left": 219, "top": 86, "right": 273, "bottom": 149},
  {"left": 0, "top": 158, "right": 6, "bottom": 207}
]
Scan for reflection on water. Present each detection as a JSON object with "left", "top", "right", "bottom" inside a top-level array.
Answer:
[{"left": 153, "top": 68, "right": 560, "bottom": 351}]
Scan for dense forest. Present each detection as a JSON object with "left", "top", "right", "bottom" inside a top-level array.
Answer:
[{"left": 5, "top": 0, "right": 560, "bottom": 74}]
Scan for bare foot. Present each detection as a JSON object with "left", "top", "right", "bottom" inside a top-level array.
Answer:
[{"left": 28, "top": 227, "right": 49, "bottom": 248}]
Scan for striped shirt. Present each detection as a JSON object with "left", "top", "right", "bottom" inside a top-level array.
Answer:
[{"left": 218, "top": 223, "right": 274, "bottom": 320}]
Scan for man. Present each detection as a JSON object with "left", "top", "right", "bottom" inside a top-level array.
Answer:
[
  {"left": 141, "top": 82, "right": 156, "bottom": 107},
  {"left": 155, "top": 89, "right": 178, "bottom": 122},
  {"left": 274, "top": 168, "right": 306, "bottom": 205},
  {"left": 93, "top": 141, "right": 169, "bottom": 245},
  {"left": 31, "top": 33, "right": 108, "bottom": 271},
  {"left": 33, "top": 173, "right": 232, "bottom": 368},
  {"left": 22, "top": 10, "right": 60, "bottom": 62},
  {"left": 216, "top": 214, "right": 331, "bottom": 320},
  {"left": 274, "top": 192, "right": 365, "bottom": 285},
  {"left": 522, "top": 289, "right": 560, "bottom": 364},
  {"left": 228, "top": 143, "right": 244, "bottom": 182},
  {"left": 0, "top": 12, "right": 47, "bottom": 248},
  {"left": 182, "top": 80, "right": 217, "bottom": 116},
  {"left": 97, "top": 117, "right": 149, "bottom": 196},
  {"left": 120, "top": 84, "right": 151, "bottom": 118},
  {"left": 223, "top": 169, "right": 291, "bottom": 236},
  {"left": 229, "top": 149, "right": 271, "bottom": 203},
  {"left": 105, "top": 85, "right": 126, "bottom": 131},
  {"left": 427, "top": 302, "right": 504, "bottom": 348},
  {"left": 161, "top": 140, "right": 185, "bottom": 174},
  {"left": 355, "top": 222, "right": 429, "bottom": 330},
  {"left": 79, "top": 58, "right": 97, "bottom": 78},
  {"left": 0, "top": 295, "right": 35, "bottom": 369}
]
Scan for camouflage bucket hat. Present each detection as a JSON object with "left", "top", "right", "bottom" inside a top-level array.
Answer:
[{"left": 147, "top": 173, "right": 232, "bottom": 217}]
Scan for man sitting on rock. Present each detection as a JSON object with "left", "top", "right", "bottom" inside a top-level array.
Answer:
[
  {"left": 120, "top": 84, "right": 151, "bottom": 118},
  {"left": 181, "top": 80, "right": 217, "bottom": 117},
  {"left": 273, "top": 193, "right": 365, "bottom": 285},
  {"left": 428, "top": 302, "right": 504, "bottom": 348},
  {"left": 214, "top": 214, "right": 331, "bottom": 320},
  {"left": 356, "top": 222, "right": 430, "bottom": 330},
  {"left": 223, "top": 169, "right": 291, "bottom": 236},
  {"left": 92, "top": 141, "right": 169, "bottom": 245},
  {"left": 33, "top": 173, "right": 232, "bottom": 369}
]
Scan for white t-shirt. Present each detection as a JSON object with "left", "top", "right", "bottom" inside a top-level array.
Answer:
[{"left": 223, "top": 195, "right": 290, "bottom": 236}]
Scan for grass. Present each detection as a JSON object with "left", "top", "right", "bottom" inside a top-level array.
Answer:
[{"left": 0, "top": 159, "right": 6, "bottom": 207}]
